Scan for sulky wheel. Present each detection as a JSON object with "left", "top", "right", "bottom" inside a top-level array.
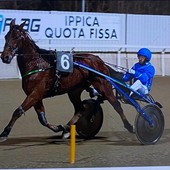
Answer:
[
  {"left": 76, "top": 99, "right": 103, "bottom": 139},
  {"left": 135, "top": 104, "right": 164, "bottom": 145}
]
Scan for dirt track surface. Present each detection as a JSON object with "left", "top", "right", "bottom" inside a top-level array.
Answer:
[{"left": 0, "top": 76, "right": 170, "bottom": 168}]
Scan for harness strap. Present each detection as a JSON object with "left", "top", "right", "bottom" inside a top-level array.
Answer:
[{"left": 22, "top": 67, "right": 53, "bottom": 78}]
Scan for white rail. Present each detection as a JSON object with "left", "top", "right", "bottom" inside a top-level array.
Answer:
[{"left": 0, "top": 45, "right": 170, "bottom": 78}]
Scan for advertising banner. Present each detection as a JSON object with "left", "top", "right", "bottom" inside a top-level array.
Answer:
[
  {"left": 0, "top": 10, "right": 121, "bottom": 41},
  {"left": 44, "top": 12, "right": 120, "bottom": 40}
]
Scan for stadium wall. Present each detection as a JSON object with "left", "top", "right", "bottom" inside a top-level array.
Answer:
[{"left": 0, "top": 10, "right": 170, "bottom": 78}]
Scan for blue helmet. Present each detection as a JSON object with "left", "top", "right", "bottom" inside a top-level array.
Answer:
[{"left": 137, "top": 48, "right": 152, "bottom": 61}]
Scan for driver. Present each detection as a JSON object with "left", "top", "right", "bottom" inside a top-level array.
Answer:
[
  {"left": 123, "top": 48, "right": 155, "bottom": 96},
  {"left": 87, "top": 48, "right": 155, "bottom": 98}
]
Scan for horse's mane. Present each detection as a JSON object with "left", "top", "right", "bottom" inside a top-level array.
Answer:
[{"left": 24, "top": 30, "right": 56, "bottom": 64}]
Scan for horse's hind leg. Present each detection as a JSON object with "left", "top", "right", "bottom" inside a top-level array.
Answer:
[
  {"left": 111, "top": 99, "right": 134, "bottom": 133},
  {"left": 93, "top": 81, "right": 134, "bottom": 133},
  {"left": 34, "top": 100, "right": 64, "bottom": 133},
  {"left": 61, "top": 88, "right": 84, "bottom": 138}
]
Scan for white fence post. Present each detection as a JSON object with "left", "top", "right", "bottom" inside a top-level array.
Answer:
[
  {"left": 161, "top": 49, "right": 166, "bottom": 76},
  {"left": 117, "top": 48, "right": 122, "bottom": 67}
]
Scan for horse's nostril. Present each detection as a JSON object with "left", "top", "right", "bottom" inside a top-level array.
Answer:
[{"left": 1, "top": 56, "right": 11, "bottom": 64}]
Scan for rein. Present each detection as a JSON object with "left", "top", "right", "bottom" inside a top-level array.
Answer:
[{"left": 104, "top": 62, "right": 128, "bottom": 72}]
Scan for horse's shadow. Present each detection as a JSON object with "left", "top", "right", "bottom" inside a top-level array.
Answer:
[
  {"left": 0, "top": 135, "right": 67, "bottom": 145},
  {"left": 0, "top": 129, "right": 170, "bottom": 150}
]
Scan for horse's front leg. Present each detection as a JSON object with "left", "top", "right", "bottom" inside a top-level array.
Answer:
[
  {"left": 34, "top": 100, "right": 64, "bottom": 133},
  {"left": 0, "top": 92, "right": 41, "bottom": 141},
  {"left": 0, "top": 106, "right": 25, "bottom": 141}
]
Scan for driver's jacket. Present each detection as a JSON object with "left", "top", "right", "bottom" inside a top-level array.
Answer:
[{"left": 123, "top": 62, "right": 155, "bottom": 91}]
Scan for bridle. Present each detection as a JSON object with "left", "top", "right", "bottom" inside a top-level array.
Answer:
[
  {"left": 5, "top": 41, "right": 19, "bottom": 56},
  {"left": 5, "top": 27, "right": 26, "bottom": 56}
]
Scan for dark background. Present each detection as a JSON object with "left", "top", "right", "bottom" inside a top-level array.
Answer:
[{"left": 0, "top": 0, "right": 170, "bottom": 15}]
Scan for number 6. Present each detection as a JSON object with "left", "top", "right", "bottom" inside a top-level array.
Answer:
[{"left": 61, "top": 54, "right": 70, "bottom": 70}]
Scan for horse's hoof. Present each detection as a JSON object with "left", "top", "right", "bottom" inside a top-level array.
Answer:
[
  {"left": 128, "top": 125, "right": 135, "bottom": 134},
  {"left": 0, "top": 137, "right": 8, "bottom": 142},
  {"left": 62, "top": 132, "right": 70, "bottom": 139},
  {"left": 125, "top": 124, "right": 135, "bottom": 134},
  {"left": 50, "top": 124, "right": 65, "bottom": 133},
  {"left": 131, "top": 125, "right": 135, "bottom": 134}
]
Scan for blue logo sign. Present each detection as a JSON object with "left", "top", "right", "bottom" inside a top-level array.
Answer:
[
  {"left": 0, "top": 15, "right": 3, "bottom": 33},
  {"left": 0, "top": 16, "right": 41, "bottom": 34}
]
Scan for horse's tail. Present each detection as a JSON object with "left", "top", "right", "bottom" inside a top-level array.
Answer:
[
  {"left": 104, "top": 63, "right": 131, "bottom": 100},
  {"left": 105, "top": 63, "right": 124, "bottom": 83}
]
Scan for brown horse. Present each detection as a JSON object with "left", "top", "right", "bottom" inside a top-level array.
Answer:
[{"left": 0, "top": 19, "right": 134, "bottom": 141}]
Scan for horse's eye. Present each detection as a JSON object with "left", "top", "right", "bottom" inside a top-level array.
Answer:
[
  {"left": 10, "top": 33, "right": 18, "bottom": 40},
  {"left": 14, "top": 36, "right": 19, "bottom": 40}
]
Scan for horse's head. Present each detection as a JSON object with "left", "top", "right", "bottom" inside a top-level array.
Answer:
[{"left": 1, "top": 19, "right": 26, "bottom": 64}]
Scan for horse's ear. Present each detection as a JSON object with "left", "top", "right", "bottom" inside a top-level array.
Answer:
[
  {"left": 19, "top": 21, "right": 26, "bottom": 30},
  {"left": 10, "top": 19, "right": 15, "bottom": 29}
]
